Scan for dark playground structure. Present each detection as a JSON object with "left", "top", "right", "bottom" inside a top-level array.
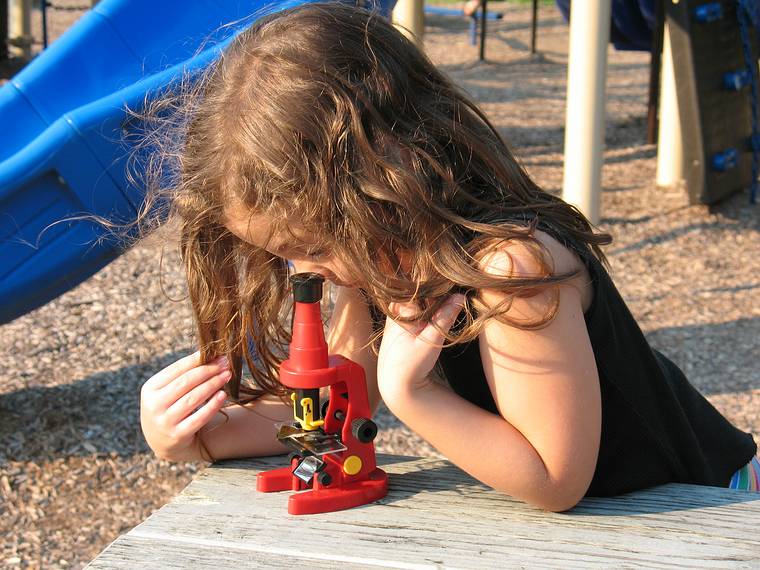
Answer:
[{"left": 665, "top": 1, "right": 760, "bottom": 204}]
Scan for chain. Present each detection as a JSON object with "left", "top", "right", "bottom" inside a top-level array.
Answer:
[{"left": 736, "top": 0, "right": 759, "bottom": 204}]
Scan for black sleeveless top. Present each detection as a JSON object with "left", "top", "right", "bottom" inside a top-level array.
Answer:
[{"left": 436, "top": 224, "right": 757, "bottom": 496}]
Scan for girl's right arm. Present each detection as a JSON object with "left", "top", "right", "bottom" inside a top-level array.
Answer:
[
  {"left": 140, "top": 352, "right": 292, "bottom": 462},
  {"left": 141, "top": 285, "right": 380, "bottom": 463}
]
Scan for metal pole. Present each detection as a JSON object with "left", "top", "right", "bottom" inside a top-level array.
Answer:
[
  {"left": 655, "top": 20, "right": 684, "bottom": 188},
  {"left": 391, "top": 0, "right": 424, "bottom": 49},
  {"left": 561, "top": 1, "right": 612, "bottom": 225},
  {"left": 9, "top": 0, "right": 32, "bottom": 60},
  {"left": 1, "top": 0, "right": 8, "bottom": 61},
  {"left": 531, "top": 0, "right": 538, "bottom": 55},
  {"left": 478, "top": 0, "right": 487, "bottom": 61},
  {"left": 42, "top": 0, "right": 48, "bottom": 50},
  {"left": 646, "top": 0, "right": 665, "bottom": 144}
]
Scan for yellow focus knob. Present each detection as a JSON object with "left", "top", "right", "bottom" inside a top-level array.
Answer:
[{"left": 343, "top": 455, "right": 363, "bottom": 476}]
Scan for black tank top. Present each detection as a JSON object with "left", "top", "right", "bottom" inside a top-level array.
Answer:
[{"left": 436, "top": 223, "right": 757, "bottom": 496}]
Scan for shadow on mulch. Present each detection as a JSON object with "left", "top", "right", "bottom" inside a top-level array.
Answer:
[
  {"left": 0, "top": 350, "right": 190, "bottom": 463},
  {"left": 646, "top": 317, "right": 760, "bottom": 395}
]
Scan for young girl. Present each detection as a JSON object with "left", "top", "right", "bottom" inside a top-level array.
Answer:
[{"left": 138, "top": 2, "right": 759, "bottom": 511}]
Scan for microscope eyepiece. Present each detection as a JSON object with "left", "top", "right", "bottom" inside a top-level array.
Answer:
[{"left": 290, "top": 272, "right": 324, "bottom": 303}]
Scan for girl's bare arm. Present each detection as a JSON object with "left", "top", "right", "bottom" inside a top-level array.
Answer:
[
  {"left": 325, "top": 284, "right": 382, "bottom": 415},
  {"left": 378, "top": 231, "right": 601, "bottom": 512},
  {"left": 200, "top": 396, "right": 293, "bottom": 460}
]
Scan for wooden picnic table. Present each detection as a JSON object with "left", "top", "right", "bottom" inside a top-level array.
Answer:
[{"left": 87, "top": 453, "right": 760, "bottom": 568}]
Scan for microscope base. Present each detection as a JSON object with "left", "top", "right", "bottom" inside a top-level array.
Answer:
[{"left": 257, "top": 465, "right": 389, "bottom": 515}]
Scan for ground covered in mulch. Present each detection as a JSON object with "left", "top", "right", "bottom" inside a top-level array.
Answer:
[{"left": 2, "top": 2, "right": 759, "bottom": 568}]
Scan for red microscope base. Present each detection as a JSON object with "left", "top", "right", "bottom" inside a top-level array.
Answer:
[{"left": 257, "top": 465, "right": 388, "bottom": 515}]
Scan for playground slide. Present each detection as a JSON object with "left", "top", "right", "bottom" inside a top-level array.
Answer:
[{"left": 0, "top": 0, "right": 320, "bottom": 325}]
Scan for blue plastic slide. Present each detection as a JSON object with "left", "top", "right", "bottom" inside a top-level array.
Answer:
[{"left": 0, "top": 0, "right": 341, "bottom": 324}]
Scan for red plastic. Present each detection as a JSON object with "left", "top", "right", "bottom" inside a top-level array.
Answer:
[{"left": 257, "top": 295, "right": 388, "bottom": 515}]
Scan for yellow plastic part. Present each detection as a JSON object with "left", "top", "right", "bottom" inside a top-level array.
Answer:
[
  {"left": 291, "top": 394, "right": 324, "bottom": 431},
  {"left": 343, "top": 455, "right": 363, "bottom": 475}
]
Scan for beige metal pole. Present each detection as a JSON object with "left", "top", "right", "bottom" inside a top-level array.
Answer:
[
  {"left": 8, "top": 0, "right": 33, "bottom": 60},
  {"left": 561, "top": 1, "right": 612, "bottom": 225},
  {"left": 655, "top": 21, "right": 684, "bottom": 188},
  {"left": 392, "top": 0, "right": 424, "bottom": 49}
]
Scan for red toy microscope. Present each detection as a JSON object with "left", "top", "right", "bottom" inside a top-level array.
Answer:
[{"left": 256, "top": 272, "right": 388, "bottom": 515}]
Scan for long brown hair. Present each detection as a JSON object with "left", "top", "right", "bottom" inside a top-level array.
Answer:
[{"left": 137, "top": 2, "right": 611, "bottom": 402}]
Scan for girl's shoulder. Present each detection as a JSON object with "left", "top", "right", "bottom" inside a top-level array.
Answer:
[{"left": 475, "top": 229, "right": 594, "bottom": 316}]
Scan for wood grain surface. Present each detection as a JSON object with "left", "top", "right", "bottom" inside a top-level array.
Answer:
[{"left": 87, "top": 454, "right": 760, "bottom": 569}]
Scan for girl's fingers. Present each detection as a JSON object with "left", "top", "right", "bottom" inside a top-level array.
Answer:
[
  {"left": 175, "top": 389, "right": 228, "bottom": 439},
  {"left": 418, "top": 294, "right": 466, "bottom": 344},
  {"left": 388, "top": 295, "right": 466, "bottom": 343},
  {"left": 157, "top": 357, "right": 230, "bottom": 407},
  {"left": 165, "top": 369, "right": 232, "bottom": 423},
  {"left": 143, "top": 350, "right": 202, "bottom": 391}
]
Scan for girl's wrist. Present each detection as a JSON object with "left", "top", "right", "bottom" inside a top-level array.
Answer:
[
  {"left": 196, "top": 431, "right": 215, "bottom": 463},
  {"left": 378, "top": 373, "right": 436, "bottom": 408}
]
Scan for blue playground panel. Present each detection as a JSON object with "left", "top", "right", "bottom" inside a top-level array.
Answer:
[{"left": 0, "top": 0, "right": 396, "bottom": 324}]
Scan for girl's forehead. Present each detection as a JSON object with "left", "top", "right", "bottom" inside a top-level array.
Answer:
[{"left": 222, "top": 208, "right": 311, "bottom": 249}]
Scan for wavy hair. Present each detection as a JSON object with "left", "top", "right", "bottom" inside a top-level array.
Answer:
[{"left": 137, "top": 1, "right": 611, "bottom": 402}]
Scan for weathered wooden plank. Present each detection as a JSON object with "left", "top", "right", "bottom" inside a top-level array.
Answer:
[
  {"left": 87, "top": 535, "right": 374, "bottom": 569},
  {"left": 88, "top": 454, "right": 760, "bottom": 569}
]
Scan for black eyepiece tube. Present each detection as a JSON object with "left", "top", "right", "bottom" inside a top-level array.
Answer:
[{"left": 290, "top": 273, "right": 324, "bottom": 303}]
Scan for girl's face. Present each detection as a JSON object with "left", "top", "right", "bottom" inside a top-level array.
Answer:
[{"left": 223, "top": 208, "right": 355, "bottom": 288}]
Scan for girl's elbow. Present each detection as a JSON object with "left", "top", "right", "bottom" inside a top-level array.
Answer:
[
  {"left": 497, "top": 480, "right": 587, "bottom": 513},
  {"left": 540, "top": 493, "right": 584, "bottom": 513},
  {"left": 520, "top": 491, "right": 584, "bottom": 513}
]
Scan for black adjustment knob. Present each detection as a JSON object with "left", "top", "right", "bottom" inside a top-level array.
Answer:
[
  {"left": 351, "top": 418, "right": 378, "bottom": 443},
  {"left": 290, "top": 272, "right": 324, "bottom": 303}
]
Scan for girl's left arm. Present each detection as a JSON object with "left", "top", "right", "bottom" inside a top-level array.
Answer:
[{"left": 378, "top": 237, "right": 601, "bottom": 512}]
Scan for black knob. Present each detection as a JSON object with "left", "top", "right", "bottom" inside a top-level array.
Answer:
[
  {"left": 290, "top": 273, "right": 324, "bottom": 303},
  {"left": 351, "top": 418, "right": 378, "bottom": 443},
  {"left": 317, "top": 471, "right": 332, "bottom": 486}
]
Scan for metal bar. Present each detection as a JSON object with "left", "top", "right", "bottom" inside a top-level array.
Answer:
[
  {"left": 391, "top": 0, "right": 425, "bottom": 49},
  {"left": 0, "top": 0, "right": 8, "bottom": 61},
  {"left": 646, "top": 0, "right": 665, "bottom": 145},
  {"left": 42, "top": 0, "right": 48, "bottom": 49},
  {"left": 9, "top": 0, "right": 33, "bottom": 60},
  {"left": 655, "top": 20, "right": 684, "bottom": 189},
  {"left": 478, "top": 0, "right": 487, "bottom": 61},
  {"left": 561, "top": 0, "right": 612, "bottom": 224}
]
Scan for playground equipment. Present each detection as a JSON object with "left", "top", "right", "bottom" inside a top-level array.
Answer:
[
  {"left": 6, "top": 0, "right": 33, "bottom": 60},
  {"left": 1, "top": 0, "right": 755, "bottom": 324},
  {"left": 423, "top": 5, "right": 504, "bottom": 52},
  {"left": 560, "top": 0, "right": 759, "bottom": 221},
  {"left": 0, "top": 0, "right": 320, "bottom": 325},
  {"left": 561, "top": 1, "right": 611, "bottom": 226},
  {"left": 657, "top": 0, "right": 759, "bottom": 205}
]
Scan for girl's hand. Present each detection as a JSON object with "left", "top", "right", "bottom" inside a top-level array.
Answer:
[
  {"left": 377, "top": 294, "right": 466, "bottom": 401},
  {"left": 140, "top": 351, "right": 231, "bottom": 462}
]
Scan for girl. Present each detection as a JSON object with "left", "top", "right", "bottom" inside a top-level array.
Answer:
[{"left": 138, "top": 2, "right": 758, "bottom": 512}]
